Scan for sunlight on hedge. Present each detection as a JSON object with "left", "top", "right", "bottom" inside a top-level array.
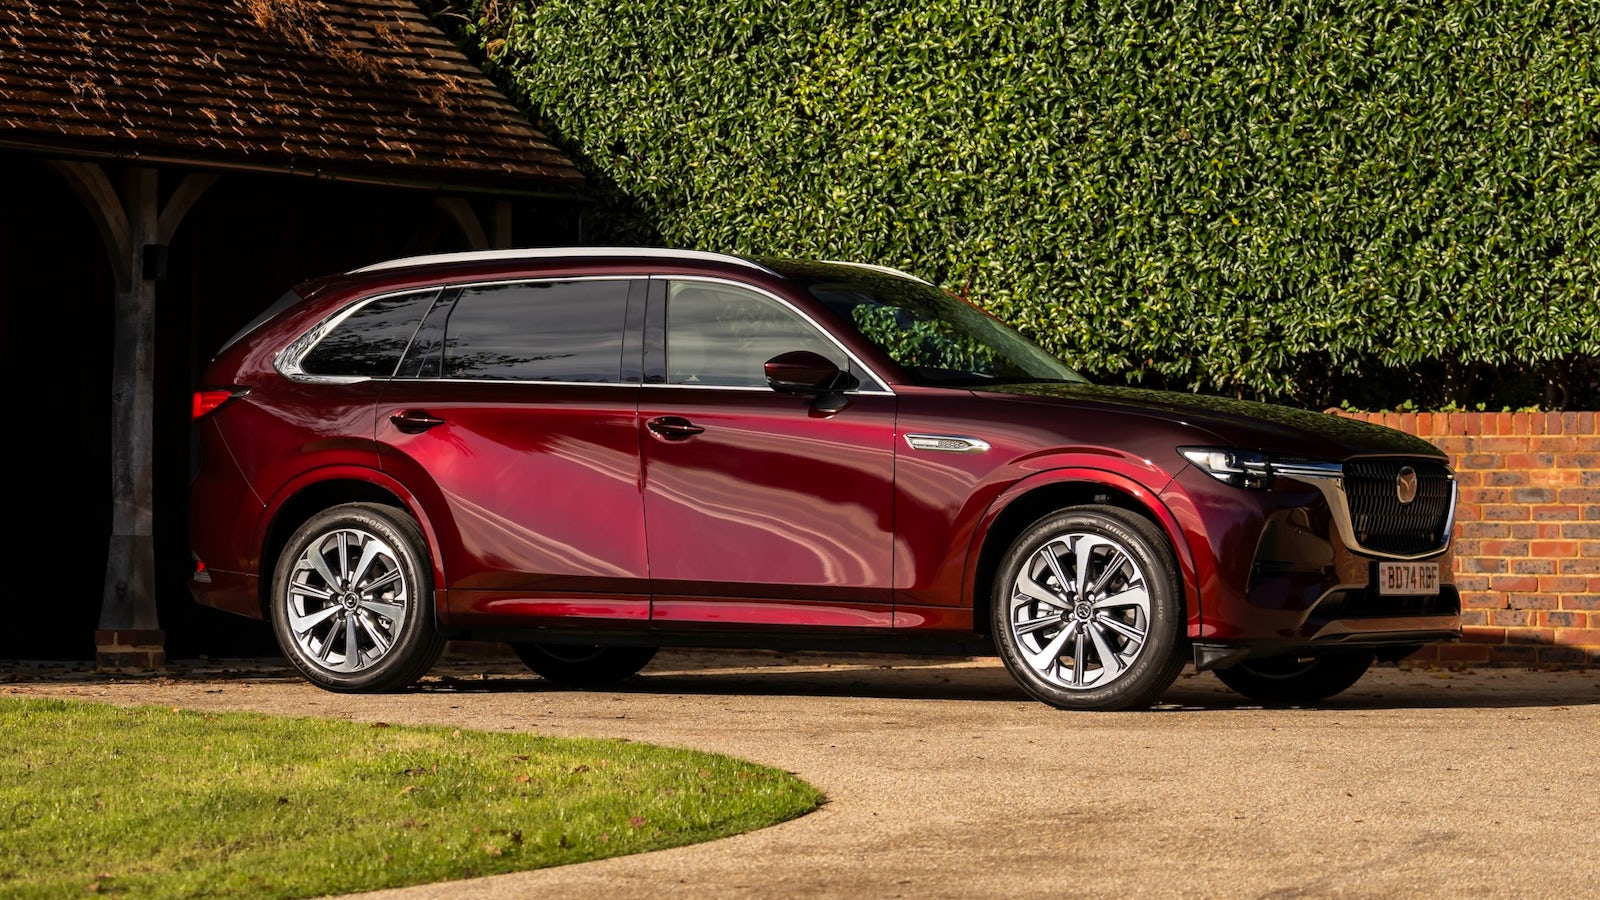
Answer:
[{"left": 463, "top": 0, "right": 1600, "bottom": 409}]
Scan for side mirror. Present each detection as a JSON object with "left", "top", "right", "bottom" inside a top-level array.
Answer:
[{"left": 764, "top": 350, "right": 856, "bottom": 412}]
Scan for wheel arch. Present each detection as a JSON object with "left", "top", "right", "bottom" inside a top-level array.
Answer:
[
  {"left": 255, "top": 467, "right": 445, "bottom": 621},
  {"left": 966, "top": 469, "right": 1200, "bottom": 638}
]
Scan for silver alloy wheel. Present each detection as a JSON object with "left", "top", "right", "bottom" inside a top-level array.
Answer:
[
  {"left": 1007, "top": 531, "right": 1151, "bottom": 691},
  {"left": 284, "top": 526, "right": 411, "bottom": 673}
]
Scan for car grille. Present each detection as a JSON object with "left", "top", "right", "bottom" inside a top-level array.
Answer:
[{"left": 1343, "top": 459, "right": 1454, "bottom": 556}]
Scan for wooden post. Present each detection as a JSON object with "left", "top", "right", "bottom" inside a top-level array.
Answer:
[{"left": 46, "top": 162, "right": 216, "bottom": 672}]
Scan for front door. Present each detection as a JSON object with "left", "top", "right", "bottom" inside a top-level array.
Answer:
[{"left": 640, "top": 278, "right": 898, "bottom": 629}]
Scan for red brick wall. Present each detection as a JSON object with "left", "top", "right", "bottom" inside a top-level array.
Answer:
[{"left": 1332, "top": 410, "right": 1600, "bottom": 666}]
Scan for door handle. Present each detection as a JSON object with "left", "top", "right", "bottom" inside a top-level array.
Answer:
[
  {"left": 646, "top": 416, "right": 705, "bottom": 440},
  {"left": 390, "top": 410, "right": 446, "bottom": 433}
]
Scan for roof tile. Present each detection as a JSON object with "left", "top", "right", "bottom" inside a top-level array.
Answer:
[{"left": 0, "top": 0, "right": 582, "bottom": 189}]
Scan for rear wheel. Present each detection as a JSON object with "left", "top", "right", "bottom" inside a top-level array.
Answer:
[
  {"left": 1213, "top": 652, "right": 1375, "bottom": 704},
  {"left": 991, "top": 506, "right": 1187, "bottom": 711},
  {"left": 271, "top": 503, "right": 444, "bottom": 693},
  {"left": 510, "top": 643, "right": 658, "bottom": 686}
]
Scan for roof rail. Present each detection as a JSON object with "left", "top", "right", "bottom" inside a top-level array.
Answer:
[{"left": 349, "top": 246, "right": 776, "bottom": 275}]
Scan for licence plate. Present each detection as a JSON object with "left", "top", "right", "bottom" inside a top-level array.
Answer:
[{"left": 1377, "top": 561, "right": 1441, "bottom": 596}]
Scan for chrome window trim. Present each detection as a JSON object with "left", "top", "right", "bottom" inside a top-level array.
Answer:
[
  {"left": 278, "top": 276, "right": 638, "bottom": 383},
  {"left": 349, "top": 246, "right": 777, "bottom": 276},
  {"left": 641, "top": 382, "right": 895, "bottom": 396},
  {"left": 655, "top": 274, "right": 896, "bottom": 396},
  {"left": 1279, "top": 457, "right": 1458, "bottom": 561}
]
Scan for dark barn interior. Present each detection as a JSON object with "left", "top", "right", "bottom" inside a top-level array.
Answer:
[{"left": 0, "top": 0, "right": 585, "bottom": 661}]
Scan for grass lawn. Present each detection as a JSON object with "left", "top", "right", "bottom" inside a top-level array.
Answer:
[{"left": 0, "top": 697, "right": 822, "bottom": 898}]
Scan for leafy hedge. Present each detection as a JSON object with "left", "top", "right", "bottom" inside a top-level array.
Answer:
[{"left": 458, "top": 1, "right": 1600, "bottom": 408}]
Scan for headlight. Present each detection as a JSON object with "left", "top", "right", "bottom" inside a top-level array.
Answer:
[{"left": 1179, "top": 447, "right": 1275, "bottom": 489}]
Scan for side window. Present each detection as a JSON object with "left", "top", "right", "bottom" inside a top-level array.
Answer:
[
  {"left": 300, "top": 289, "right": 439, "bottom": 378},
  {"left": 435, "top": 279, "right": 630, "bottom": 382},
  {"left": 666, "top": 282, "right": 849, "bottom": 387}
]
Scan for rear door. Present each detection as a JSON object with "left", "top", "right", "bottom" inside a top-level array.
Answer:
[{"left": 377, "top": 277, "right": 651, "bottom": 629}]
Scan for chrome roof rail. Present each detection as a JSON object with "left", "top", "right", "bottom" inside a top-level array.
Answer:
[{"left": 350, "top": 246, "right": 777, "bottom": 275}]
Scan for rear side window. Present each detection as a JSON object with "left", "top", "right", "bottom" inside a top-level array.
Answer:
[
  {"left": 429, "top": 279, "right": 630, "bottom": 383},
  {"left": 299, "top": 289, "right": 440, "bottom": 378}
]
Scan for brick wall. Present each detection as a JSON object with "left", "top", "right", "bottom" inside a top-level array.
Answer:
[{"left": 1331, "top": 410, "right": 1600, "bottom": 666}]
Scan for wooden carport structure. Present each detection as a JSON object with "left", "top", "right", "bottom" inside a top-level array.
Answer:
[{"left": 0, "top": 0, "right": 584, "bottom": 667}]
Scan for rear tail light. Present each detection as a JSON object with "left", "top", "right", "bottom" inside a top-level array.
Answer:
[{"left": 192, "top": 387, "right": 248, "bottom": 420}]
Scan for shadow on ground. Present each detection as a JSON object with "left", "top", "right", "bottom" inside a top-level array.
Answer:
[{"left": 5, "top": 649, "right": 1595, "bottom": 712}]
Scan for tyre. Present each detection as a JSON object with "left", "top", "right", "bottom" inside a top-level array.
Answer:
[
  {"left": 1212, "top": 652, "right": 1375, "bottom": 704},
  {"left": 991, "top": 505, "right": 1187, "bottom": 711},
  {"left": 271, "top": 503, "right": 444, "bottom": 692},
  {"left": 510, "top": 643, "right": 658, "bottom": 686}
]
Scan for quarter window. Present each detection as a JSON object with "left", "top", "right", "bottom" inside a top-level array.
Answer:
[{"left": 300, "top": 289, "right": 439, "bottom": 378}]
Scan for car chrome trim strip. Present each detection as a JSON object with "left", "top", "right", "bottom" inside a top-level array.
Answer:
[
  {"left": 904, "top": 434, "right": 992, "bottom": 454},
  {"left": 642, "top": 383, "right": 895, "bottom": 396},
  {"left": 349, "top": 247, "right": 778, "bottom": 276},
  {"left": 1278, "top": 458, "right": 1458, "bottom": 561}
]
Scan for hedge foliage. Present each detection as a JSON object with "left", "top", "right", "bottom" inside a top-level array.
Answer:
[{"left": 460, "top": 1, "right": 1600, "bottom": 408}]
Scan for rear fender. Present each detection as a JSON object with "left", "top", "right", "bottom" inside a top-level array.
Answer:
[{"left": 256, "top": 465, "right": 448, "bottom": 620}]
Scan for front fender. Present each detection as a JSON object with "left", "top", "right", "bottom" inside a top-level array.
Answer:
[{"left": 964, "top": 466, "right": 1204, "bottom": 637}]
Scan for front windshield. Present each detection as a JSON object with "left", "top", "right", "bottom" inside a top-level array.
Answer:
[{"left": 792, "top": 265, "right": 1088, "bottom": 387}]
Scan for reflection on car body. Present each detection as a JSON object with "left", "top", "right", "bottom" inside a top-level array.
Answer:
[{"left": 189, "top": 248, "right": 1459, "bottom": 710}]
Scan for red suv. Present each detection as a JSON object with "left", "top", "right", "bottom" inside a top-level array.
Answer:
[{"left": 189, "top": 248, "right": 1459, "bottom": 710}]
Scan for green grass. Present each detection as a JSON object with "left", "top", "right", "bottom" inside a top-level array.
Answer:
[{"left": 0, "top": 697, "right": 822, "bottom": 898}]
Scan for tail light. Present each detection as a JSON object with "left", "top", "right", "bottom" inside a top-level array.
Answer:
[{"left": 192, "top": 387, "right": 248, "bottom": 420}]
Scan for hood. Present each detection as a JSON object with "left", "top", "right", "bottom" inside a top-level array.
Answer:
[{"left": 980, "top": 383, "right": 1444, "bottom": 460}]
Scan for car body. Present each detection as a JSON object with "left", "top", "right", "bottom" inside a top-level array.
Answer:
[{"left": 189, "top": 248, "right": 1460, "bottom": 709}]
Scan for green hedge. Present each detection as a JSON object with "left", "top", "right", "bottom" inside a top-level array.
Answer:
[{"left": 461, "top": 1, "right": 1600, "bottom": 408}]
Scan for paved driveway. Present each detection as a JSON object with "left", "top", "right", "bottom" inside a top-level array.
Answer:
[{"left": 8, "top": 651, "right": 1599, "bottom": 897}]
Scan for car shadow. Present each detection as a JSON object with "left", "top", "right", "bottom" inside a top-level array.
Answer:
[
  {"left": 420, "top": 659, "right": 1600, "bottom": 712},
  {"left": 5, "top": 655, "right": 1595, "bottom": 712}
]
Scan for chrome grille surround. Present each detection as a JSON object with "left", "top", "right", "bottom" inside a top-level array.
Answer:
[{"left": 1275, "top": 458, "right": 1457, "bottom": 561}]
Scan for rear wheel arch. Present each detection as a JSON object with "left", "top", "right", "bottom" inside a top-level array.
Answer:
[
  {"left": 968, "top": 472, "right": 1197, "bottom": 639},
  {"left": 257, "top": 474, "right": 442, "bottom": 621}
]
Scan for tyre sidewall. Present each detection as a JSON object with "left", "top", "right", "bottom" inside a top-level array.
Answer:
[
  {"left": 991, "top": 506, "right": 1186, "bottom": 711},
  {"left": 271, "top": 503, "right": 441, "bottom": 693}
]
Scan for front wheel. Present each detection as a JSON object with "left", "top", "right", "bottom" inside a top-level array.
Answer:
[
  {"left": 1213, "top": 652, "right": 1375, "bottom": 704},
  {"left": 991, "top": 506, "right": 1187, "bottom": 711},
  {"left": 510, "top": 643, "right": 658, "bottom": 686},
  {"left": 270, "top": 503, "right": 444, "bottom": 693}
]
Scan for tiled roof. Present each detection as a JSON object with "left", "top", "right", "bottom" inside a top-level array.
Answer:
[{"left": 0, "top": 0, "right": 582, "bottom": 190}]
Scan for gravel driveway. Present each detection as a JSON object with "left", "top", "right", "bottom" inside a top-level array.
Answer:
[{"left": 7, "top": 650, "right": 1598, "bottom": 898}]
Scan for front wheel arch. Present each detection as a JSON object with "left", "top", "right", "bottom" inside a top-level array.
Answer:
[{"left": 969, "top": 474, "right": 1195, "bottom": 638}]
